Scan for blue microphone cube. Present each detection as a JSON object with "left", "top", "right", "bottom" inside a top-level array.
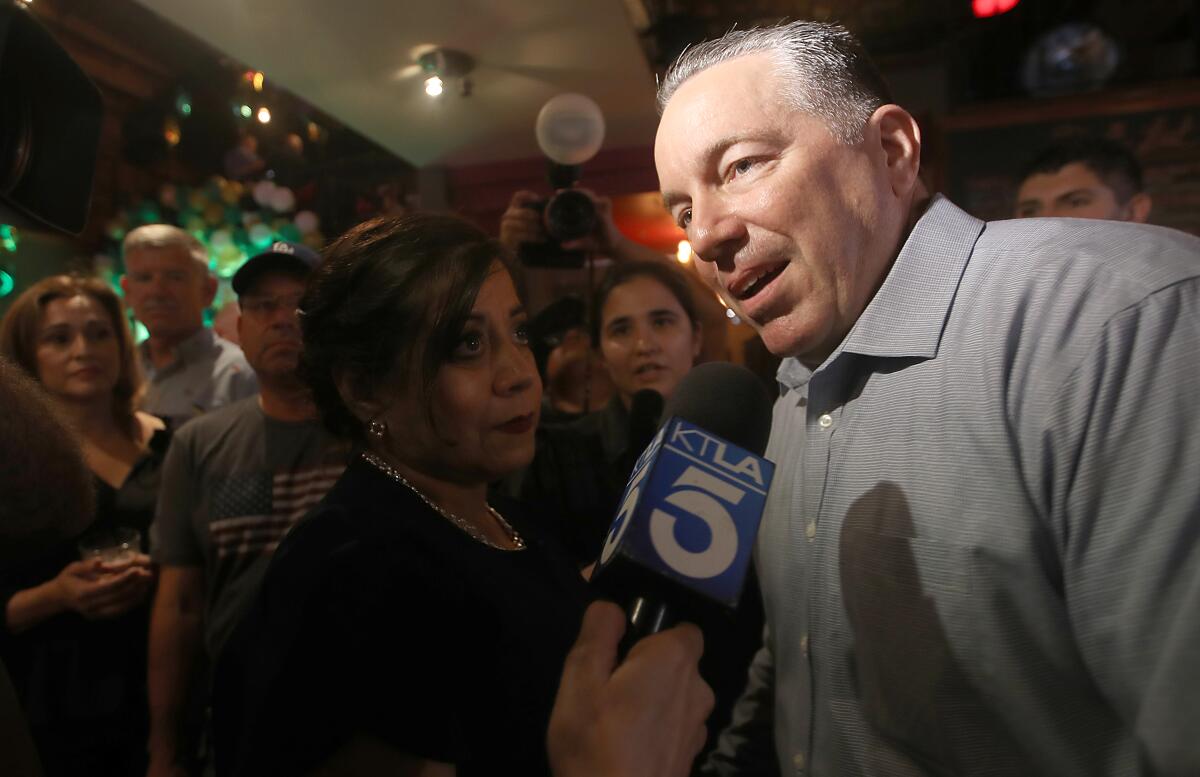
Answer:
[{"left": 596, "top": 417, "right": 775, "bottom": 607}]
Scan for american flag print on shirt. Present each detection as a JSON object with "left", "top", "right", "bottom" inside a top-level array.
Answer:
[{"left": 209, "top": 465, "right": 343, "bottom": 559}]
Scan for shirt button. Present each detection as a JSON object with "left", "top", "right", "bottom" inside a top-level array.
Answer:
[
  {"left": 793, "top": 752, "right": 806, "bottom": 771},
  {"left": 805, "top": 522, "right": 816, "bottom": 541},
  {"left": 818, "top": 413, "right": 833, "bottom": 429}
]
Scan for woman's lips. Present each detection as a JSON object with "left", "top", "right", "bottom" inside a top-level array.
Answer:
[{"left": 496, "top": 413, "right": 535, "bottom": 434}]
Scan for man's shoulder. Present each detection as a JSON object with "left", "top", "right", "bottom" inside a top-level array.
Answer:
[
  {"left": 172, "top": 396, "right": 263, "bottom": 446},
  {"left": 977, "top": 217, "right": 1200, "bottom": 300},
  {"left": 209, "top": 332, "right": 253, "bottom": 372}
]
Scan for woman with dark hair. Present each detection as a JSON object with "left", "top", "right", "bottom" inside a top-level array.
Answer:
[
  {"left": 216, "top": 213, "right": 588, "bottom": 776},
  {"left": 517, "top": 260, "right": 703, "bottom": 567},
  {"left": 0, "top": 274, "right": 167, "bottom": 775}
]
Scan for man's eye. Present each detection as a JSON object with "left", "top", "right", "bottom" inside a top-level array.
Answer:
[
  {"left": 514, "top": 324, "right": 530, "bottom": 346},
  {"left": 732, "top": 158, "right": 755, "bottom": 177},
  {"left": 679, "top": 209, "right": 692, "bottom": 229}
]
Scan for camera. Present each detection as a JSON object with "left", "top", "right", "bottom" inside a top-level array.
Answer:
[
  {"left": 0, "top": 5, "right": 102, "bottom": 235},
  {"left": 518, "top": 161, "right": 598, "bottom": 268}
]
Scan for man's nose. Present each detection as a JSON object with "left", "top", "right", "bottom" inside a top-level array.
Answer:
[{"left": 687, "top": 196, "right": 745, "bottom": 268}]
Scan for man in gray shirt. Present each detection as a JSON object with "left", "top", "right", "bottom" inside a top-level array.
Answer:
[
  {"left": 655, "top": 20, "right": 1200, "bottom": 777},
  {"left": 122, "top": 225, "right": 257, "bottom": 427},
  {"left": 146, "top": 242, "right": 348, "bottom": 777}
]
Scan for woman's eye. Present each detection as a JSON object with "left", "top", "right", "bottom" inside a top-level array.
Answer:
[
  {"left": 454, "top": 332, "right": 484, "bottom": 356},
  {"left": 514, "top": 323, "right": 530, "bottom": 346}
]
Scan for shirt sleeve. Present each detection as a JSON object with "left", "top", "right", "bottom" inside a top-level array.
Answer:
[
  {"left": 150, "top": 428, "right": 204, "bottom": 567},
  {"left": 224, "top": 511, "right": 471, "bottom": 773},
  {"left": 1045, "top": 278, "right": 1200, "bottom": 776}
]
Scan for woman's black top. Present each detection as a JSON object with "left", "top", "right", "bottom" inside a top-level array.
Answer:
[
  {"left": 215, "top": 455, "right": 590, "bottom": 777},
  {"left": 0, "top": 427, "right": 170, "bottom": 777}
]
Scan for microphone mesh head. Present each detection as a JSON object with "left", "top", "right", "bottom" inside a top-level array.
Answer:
[{"left": 663, "top": 362, "right": 773, "bottom": 456}]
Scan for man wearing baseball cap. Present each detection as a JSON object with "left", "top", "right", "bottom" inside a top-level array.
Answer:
[{"left": 146, "top": 242, "right": 350, "bottom": 777}]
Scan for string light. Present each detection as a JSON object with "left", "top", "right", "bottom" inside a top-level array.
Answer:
[
  {"left": 256, "top": 107, "right": 271, "bottom": 124},
  {"left": 676, "top": 240, "right": 692, "bottom": 264},
  {"left": 252, "top": 71, "right": 265, "bottom": 92}
]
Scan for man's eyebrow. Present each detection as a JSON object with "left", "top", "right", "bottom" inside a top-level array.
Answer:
[
  {"left": 1054, "top": 188, "right": 1093, "bottom": 203},
  {"left": 661, "top": 131, "right": 779, "bottom": 211}
]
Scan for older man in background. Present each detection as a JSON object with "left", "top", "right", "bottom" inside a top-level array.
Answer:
[{"left": 122, "top": 225, "right": 256, "bottom": 427}]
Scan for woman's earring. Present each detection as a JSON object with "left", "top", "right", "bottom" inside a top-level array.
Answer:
[{"left": 368, "top": 419, "right": 387, "bottom": 441}]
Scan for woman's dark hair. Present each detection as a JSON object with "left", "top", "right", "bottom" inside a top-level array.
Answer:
[
  {"left": 590, "top": 260, "right": 700, "bottom": 346},
  {"left": 298, "top": 212, "right": 512, "bottom": 442}
]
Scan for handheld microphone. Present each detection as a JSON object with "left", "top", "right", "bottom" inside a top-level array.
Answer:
[
  {"left": 617, "top": 389, "right": 664, "bottom": 479},
  {"left": 591, "top": 363, "right": 774, "bottom": 650}
]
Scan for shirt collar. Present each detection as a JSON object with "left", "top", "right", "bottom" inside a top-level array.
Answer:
[
  {"left": 138, "top": 326, "right": 215, "bottom": 372},
  {"left": 839, "top": 195, "right": 983, "bottom": 360},
  {"left": 773, "top": 196, "right": 982, "bottom": 392}
]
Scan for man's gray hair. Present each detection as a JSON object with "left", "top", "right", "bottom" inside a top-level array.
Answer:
[
  {"left": 122, "top": 223, "right": 210, "bottom": 274},
  {"left": 656, "top": 20, "right": 893, "bottom": 145}
]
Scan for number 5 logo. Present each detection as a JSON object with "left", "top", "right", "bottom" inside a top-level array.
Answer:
[
  {"left": 600, "top": 464, "right": 649, "bottom": 565},
  {"left": 650, "top": 466, "right": 744, "bottom": 579}
]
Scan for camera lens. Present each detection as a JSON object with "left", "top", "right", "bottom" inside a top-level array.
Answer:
[
  {"left": 544, "top": 189, "right": 597, "bottom": 242},
  {"left": 0, "top": 69, "right": 34, "bottom": 194}
]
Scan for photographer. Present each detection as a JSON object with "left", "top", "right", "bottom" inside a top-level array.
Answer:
[{"left": 499, "top": 188, "right": 730, "bottom": 364}]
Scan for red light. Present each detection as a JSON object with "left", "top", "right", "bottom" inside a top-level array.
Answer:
[{"left": 973, "top": 0, "right": 1019, "bottom": 18}]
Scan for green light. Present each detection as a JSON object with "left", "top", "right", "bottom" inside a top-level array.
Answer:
[
  {"left": 240, "top": 104, "right": 252, "bottom": 119},
  {"left": 133, "top": 321, "right": 149, "bottom": 344},
  {"left": 0, "top": 224, "right": 16, "bottom": 253},
  {"left": 180, "top": 102, "right": 192, "bottom": 116},
  {"left": 0, "top": 270, "right": 13, "bottom": 298}
]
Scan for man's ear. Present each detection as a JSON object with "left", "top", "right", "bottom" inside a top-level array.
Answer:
[
  {"left": 867, "top": 104, "right": 922, "bottom": 199},
  {"left": 1126, "top": 192, "right": 1153, "bottom": 224},
  {"left": 201, "top": 273, "right": 219, "bottom": 307}
]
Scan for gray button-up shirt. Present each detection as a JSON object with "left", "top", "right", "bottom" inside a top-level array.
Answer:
[
  {"left": 139, "top": 327, "right": 257, "bottom": 427},
  {"left": 705, "top": 196, "right": 1200, "bottom": 776}
]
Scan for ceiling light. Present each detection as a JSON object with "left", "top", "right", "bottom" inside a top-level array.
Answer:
[
  {"left": 256, "top": 107, "right": 271, "bottom": 124},
  {"left": 417, "top": 47, "right": 475, "bottom": 98}
]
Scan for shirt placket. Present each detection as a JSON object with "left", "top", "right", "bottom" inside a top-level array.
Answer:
[{"left": 798, "top": 363, "right": 847, "bottom": 774}]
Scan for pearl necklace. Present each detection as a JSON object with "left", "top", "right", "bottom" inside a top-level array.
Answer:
[{"left": 361, "top": 452, "right": 525, "bottom": 551}]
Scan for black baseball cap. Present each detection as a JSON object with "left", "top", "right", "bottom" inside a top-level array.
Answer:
[{"left": 231, "top": 241, "right": 320, "bottom": 295}]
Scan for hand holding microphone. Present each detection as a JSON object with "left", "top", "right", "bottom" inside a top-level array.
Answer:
[{"left": 547, "top": 601, "right": 714, "bottom": 777}]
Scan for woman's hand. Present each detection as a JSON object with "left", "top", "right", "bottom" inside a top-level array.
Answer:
[{"left": 53, "top": 554, "right": 154, "bottom": 620}]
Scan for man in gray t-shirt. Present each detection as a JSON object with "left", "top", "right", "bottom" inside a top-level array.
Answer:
[{"left": 146, "top": 242, "right": 348, "bottom": 777}]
